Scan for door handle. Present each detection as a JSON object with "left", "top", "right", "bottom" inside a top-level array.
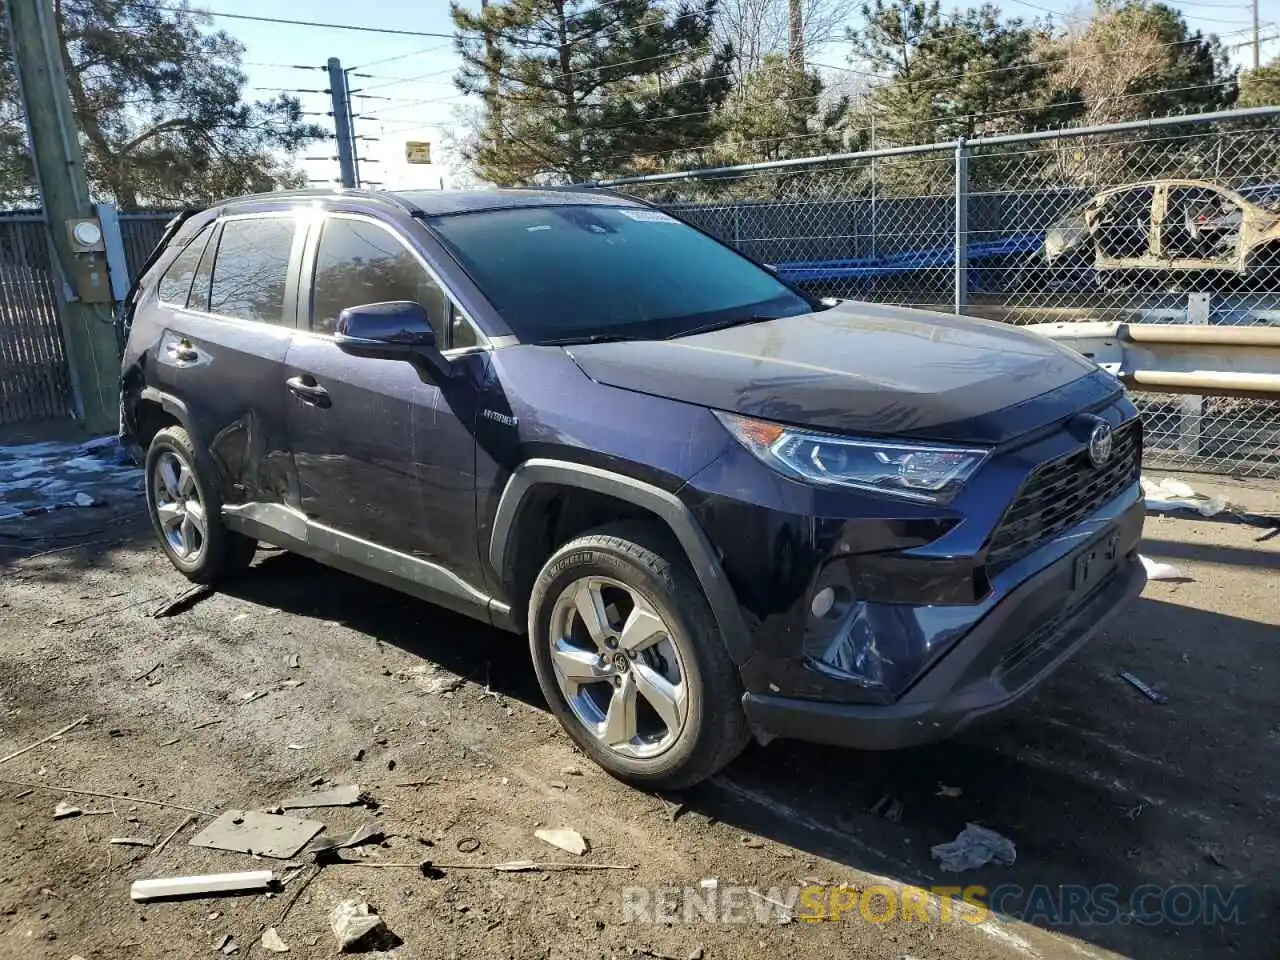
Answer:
[{"left": 286, "top": 375, "right": 331, "bottom": 408}]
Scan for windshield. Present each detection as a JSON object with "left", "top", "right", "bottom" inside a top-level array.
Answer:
[{"left": 428, "top": 204, "right": 812, "bottom": 343}]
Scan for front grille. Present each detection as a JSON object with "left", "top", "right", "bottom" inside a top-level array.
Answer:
[{"left": 986, "top": 419, "right": 1141, "bottom": 571}]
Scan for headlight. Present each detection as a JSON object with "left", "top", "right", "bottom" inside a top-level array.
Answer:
[{"left": 714, "top": 411, "right": 987, "bottom": 503}]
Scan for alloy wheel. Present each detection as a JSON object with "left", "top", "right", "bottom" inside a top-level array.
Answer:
[
  {"left": 548, "top": 576, "right": 689, "bottom": 759},
  {"left": 151, "top": 450, "right": 207, "bottom": 563}
]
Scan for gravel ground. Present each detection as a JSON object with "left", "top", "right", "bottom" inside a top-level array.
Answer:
[{"left": 0, "top": 475, "right": 1276, "bottom": 960}]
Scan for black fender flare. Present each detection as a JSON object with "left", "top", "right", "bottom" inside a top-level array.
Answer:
[{"left": 489, "top": 459, "right": 752, "bottom": 665}]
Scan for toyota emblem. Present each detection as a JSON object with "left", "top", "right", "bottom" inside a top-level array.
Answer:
[{"left": 1088, "top": 419, "right": 1114, "bottom": 468}]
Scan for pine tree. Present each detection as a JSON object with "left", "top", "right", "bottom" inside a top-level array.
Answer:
[{"left": 451, "top": 0, "right": 733, "bottom": 184}]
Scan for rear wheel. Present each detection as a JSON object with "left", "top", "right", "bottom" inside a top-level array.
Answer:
[
  {"left": 528, "top": 521, "right": 748, "bottom": 789},
  {"left": 145, "top": 426, "right": 256, "bottom": 583}
]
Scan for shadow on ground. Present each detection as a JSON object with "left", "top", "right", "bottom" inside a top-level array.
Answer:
[{"left": 215, "top": 544, "right": 1278, "bottom": 960}]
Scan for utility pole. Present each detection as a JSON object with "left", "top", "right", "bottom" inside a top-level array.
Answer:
[
  {"left": 4, "top": 0, "right": 119, "bottom": 432},
  {"left": 788, "top": 0, "right": 804, "bottom": 72},
  {"left": 1252, "top": 0, "right": 1260, "bottom": 70},
  {"left": 327, "top": 57, "right": 357, "bottom": 188}
]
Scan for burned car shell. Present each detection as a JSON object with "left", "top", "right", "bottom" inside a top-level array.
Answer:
[{"left": 1044, "top": 178, "right": 1280, "bottom": 276}]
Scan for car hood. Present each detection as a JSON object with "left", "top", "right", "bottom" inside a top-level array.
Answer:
[{"left": 565, "top": 301, "right": 1106, "bottom": 445}]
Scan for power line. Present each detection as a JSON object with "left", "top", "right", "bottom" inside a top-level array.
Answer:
[
  {"left": 136, "top": 2, "right": 454, "bottom": 38},
  {"left": 349, "top": 42, "right": 454, "bottom": 72}
]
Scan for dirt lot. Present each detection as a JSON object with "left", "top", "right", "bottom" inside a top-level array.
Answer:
[{"left": 0, "top": 470, "right": 1277, "bottom": 960}]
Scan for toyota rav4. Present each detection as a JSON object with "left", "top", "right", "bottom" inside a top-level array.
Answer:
[{"left": 119, "top": 189, "right": 1146, "bottom": 788}]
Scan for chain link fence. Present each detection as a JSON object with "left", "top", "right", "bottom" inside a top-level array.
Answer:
[{"left": 597, "top": 106, "right": 1280, "bottom": 479}]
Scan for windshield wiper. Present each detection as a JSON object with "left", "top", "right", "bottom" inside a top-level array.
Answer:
[
  {"left": 541, "top": 333, "right": 653, "bottom": 346},
  {"left": 667, "top": 315, "right": 779, "bottom": 339}
]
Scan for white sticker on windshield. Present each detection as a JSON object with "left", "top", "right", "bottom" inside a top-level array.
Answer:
[{"left": 618, "top": 208, "right": 678, "bottom": 223}]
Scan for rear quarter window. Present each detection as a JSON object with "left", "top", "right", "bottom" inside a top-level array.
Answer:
[{"left": 156, "top": 225, "right": 212, "bottom": 306}]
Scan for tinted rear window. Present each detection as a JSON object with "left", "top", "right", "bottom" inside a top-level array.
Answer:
[
  {"left": 429, "top": 205, "right": 808, "bottom": 342},
  {"left": 208, "top": 217, "right": 296, "bottom": 325}
]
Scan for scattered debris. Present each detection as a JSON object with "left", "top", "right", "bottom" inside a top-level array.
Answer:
[
  {"left": 130, "top": 663, "right": 163, "bottom": 682},
  {"left": 278, "top": 785, "right": 362, "bottom": 809},
  {"left": 352, "top": 749, "right": 365, "bottom": 762},
  {"left": 260, "top": 927, "right": 289, "bottom": 953},
  {"left": 424, "top": 859, "right": 633, "bottom": 874},
  {"left": 54, "top": 801, "right": 82, "bottom": 819},
  {"left": 329, "top": 900, "right": 394, "bottom": 953},
  {"left": 161, "top": 737, "right": 181, "bottom": 747},
  {"left": 1119, "top": 671, "right": 1168, "bottom": 704},
  {"left": 239, "top": 690, "right": 269, "bottom": 706},
  {"left": 189, "top": 810, "right": 325, "bottom": 860},
  {"left": 215, "top": 934, "right": 233, "bottom": 952},
  {"left": 1139, "top": 555, "right": 1192, "bottom": 582},
  {"left": 220, "top": 934, "right": 239, "bottom": 955},
  {"left": 154, "top": 816, "right": 195, "bottom": 856},
  {"left": 739, "top": 836, "right": 764, "bottom": 849},
  {"left": 108, "top": 837, "right": 155, "bottom": 847},
  {"left": 0, "top": 777, "right": 214, "bottom": 817},
  {"left": 882, "top": 799, "right": 904, "bottom": 822},
  {"left": 455, "top": 837, "right": 481, "bottom": 854},
  {"left": 286, "top": 744, "right": 308, "bottom": 751},
  {"left": 930, "top": 823, "right": 1017, "bottom": 873},
  {"left": 288, "top": 654, "right": 300, "bottom": 669},
  {"left": 562, "top": 765, "right": 583, "bottom": 777},
  {"left": 535, "top": 828, "right": 589, "bottom": 856},
  {"left": 130, "top": 870, "right": 276, "bottom": 902},
  {"left": 937, "top": 784, "right": 963, "bottom": 798},
  {"left": 279, "top": 680, "right": 304, "bottom": 689},
  {"left": 397, "top": 666, "right": 465, "bottom": 694},
  {"left": 0, "top": 715, "right": 89, "bottom": 766},
  {"left": 192, "top": 719, "right": 223, "bottom": 730},
  {"left": 151, "top": 584, "right": 212, "bottom": 619},
  {"left": 747, "top": 888, "right": 794, "bottom": 923},
  {"left": 340, "top": 823, "right": 384, "bottom": 849}
]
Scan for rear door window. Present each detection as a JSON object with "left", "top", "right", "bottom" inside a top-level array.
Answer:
[
  {"left": 208, "top": 217, "right": 297, "bottom": 325},
  {"left": 157, "top": 224, "right": 213, "bottom": 306}
]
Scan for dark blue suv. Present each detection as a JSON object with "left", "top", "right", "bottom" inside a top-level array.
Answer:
[{"left": 119, "top": 188, "right": 1146, "bottom": 788}]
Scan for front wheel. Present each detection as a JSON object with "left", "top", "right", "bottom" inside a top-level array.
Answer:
[{"left": 528, "top": 521, "right": 749, "bottom": 789}]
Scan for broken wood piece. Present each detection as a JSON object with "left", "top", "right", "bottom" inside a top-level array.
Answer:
[
  {"left": 278, "top": 784, "right": 361, "bottom": 809},
  {"left": 189, "top": 809, "right": 325, "bottom": 860},
  {"left": 192, "top": 719, "right": 222, "bottom": 730},
  {"left": 151, "top": 584, "right": 212, "bottom": 619},
  {"left": 0, "top": 715, "right": 90, "bottom": 766},
  {"left": 109, "top": 837, "right": 156, "bottom": 847},
  {"left": 154, "top": 815, "right": 195, "bottom": 856},
  {"left": 0, "top": 777, "right": 215, "bottom": 817},
  {"left": 54, "top": 801, "right": 82, "bottom": 819},
  {"left": 130, "top": 870, "right": 275, "bottom": 902},
  {"left": 130, "top": 663, "right": 163, "bottom": 682}
]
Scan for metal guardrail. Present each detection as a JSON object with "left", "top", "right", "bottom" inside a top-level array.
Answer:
[{"left": 1026, "top": 321, "right": 1280, "bottom": 399}]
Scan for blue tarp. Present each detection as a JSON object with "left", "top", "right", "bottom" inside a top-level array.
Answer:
[{"left": 774, "top": 232, "right": 1045, "bottom": 284}]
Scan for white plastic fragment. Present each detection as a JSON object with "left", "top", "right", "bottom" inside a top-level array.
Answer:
[
  {"left": 930, "top": 823, "right": 1016, "bottom": 873},
  {"left": 130, "top": 870, "right": 275, "bottom": 901},
  {"left": 53, "top": 801, "right": 81, "bottom": 819},
  {"left": 1140, "top": 555, "right": 1192, "bottom": 582},
  {"left": 329, "top": 899, "right": 387, "bottom": 952},
  {"left": 534, "top": 827, "right": 589, "bottom": 856},
  {"left": 260, "top": 927, "right": 289, "bottom": 953}
]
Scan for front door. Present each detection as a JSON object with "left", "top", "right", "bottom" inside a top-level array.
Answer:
[{"left": 283, "top": 212, "right": 487, "bottom": 586}]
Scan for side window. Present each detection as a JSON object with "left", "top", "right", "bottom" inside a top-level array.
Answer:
[
  {"left": 451, "top": 308, "right": 480, "bottom": 350},
  {"left": 310, "top": 218, "right": 448, "bottom": 340},
  {"left": 157, "top": 224, "right": 212, "bottom": 306},
  {"left": 187, "top": 224, "right": 219, "bottom": 313},
  {"left": 208, "top": 217, "right": 296, "bottom": 325}
]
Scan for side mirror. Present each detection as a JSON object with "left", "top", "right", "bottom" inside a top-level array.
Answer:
[{"left": 333, "top": 301, "right": 449, "bottom": 379}]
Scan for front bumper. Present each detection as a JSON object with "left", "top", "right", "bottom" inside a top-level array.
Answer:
[{"left": 741, "top": 496, "right": 1147, "bottom": 750}]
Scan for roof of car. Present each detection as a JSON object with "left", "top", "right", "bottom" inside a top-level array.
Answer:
[{"left": 219, "top": 186, "right": 642, "bottom": 217}]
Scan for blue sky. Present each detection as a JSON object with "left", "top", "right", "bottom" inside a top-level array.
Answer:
[{"left": 207, "top": 0, "right": 1280, "bottom": 188}]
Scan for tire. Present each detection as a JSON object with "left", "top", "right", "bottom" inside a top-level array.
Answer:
[
  {"left": 528, "top": 520, "right": 749, "bottom": 789},
  {"left": 144, "top": 426, "right": 256, "bottom": 584}
]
